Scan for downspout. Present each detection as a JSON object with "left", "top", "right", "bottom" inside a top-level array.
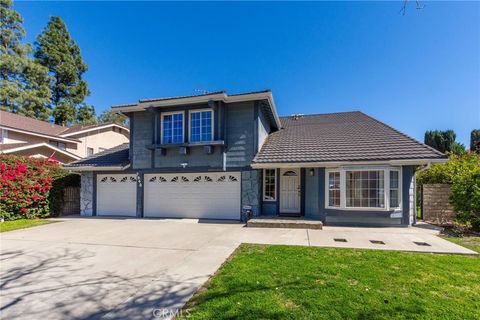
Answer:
[{"left": 416, "top": 162, "right": 432, "bottom": 173}]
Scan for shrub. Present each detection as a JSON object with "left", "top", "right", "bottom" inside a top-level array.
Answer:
[{"left": 0, "top": 155, "right": 77, "bottom": 220}]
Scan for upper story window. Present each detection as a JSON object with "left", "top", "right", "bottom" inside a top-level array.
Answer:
[
  {"left": 49, "top": 140, "right": 66, "bottom": 150},
  {"left": 87, "top": 147, "right": 94, "bottom": 156},
  {"left": 162, "top": 111, "right": 184, "bottom": 144},
  {"left": 190, "top": 109, "right": 213, "bottom": 142},
  {"left": 0, "top": 129, "right": 8, "bottom": 144},
  {"left": 326, "top": 167, "right": 402, "bottom": 211}
]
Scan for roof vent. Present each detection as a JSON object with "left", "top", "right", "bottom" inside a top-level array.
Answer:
[{"left": 291, "top": 114, "right": 304, "bottom": 120}]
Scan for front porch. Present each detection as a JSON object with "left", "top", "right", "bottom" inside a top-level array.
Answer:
[{"left": 247, "top": 216, "right": 323, "bottom": 230}]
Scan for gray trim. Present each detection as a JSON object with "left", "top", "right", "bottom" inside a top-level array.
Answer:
[
  {"left": 137, "top": 172, "right": 144, "bottom": 218},
  {"left": 276, "top": 168, "right": 280, "bottom": 215},
  {"left": 92, "top": 172, "right": 97, "bottom": 216},
  {"left": 318, "top": 168, "right": 326, "bottom": 222},
  {"left": 402, "top": 165, "right": 415, "bottom": 225},
  {"left": 300, "top": 168, "right": 306, "bottom": 216},
  {"left": 253, "top": 101, "right": 259, "bottom": 153},
  {"left": 128, "top": 113, "right": 134, "bottom": 161}
]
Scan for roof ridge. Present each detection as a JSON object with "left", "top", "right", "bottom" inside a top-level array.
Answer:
[
  {"left": 279, "top": 111, "right": 362, "bottom": 118},
  {"left": 357, "top": 112, "right": 447, "bottom": 158}
]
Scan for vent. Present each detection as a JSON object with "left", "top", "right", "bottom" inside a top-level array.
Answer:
[{"left": 290, "top": 114, "right": 304, "bottom": 120}]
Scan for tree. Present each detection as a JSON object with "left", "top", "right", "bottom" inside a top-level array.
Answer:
[
  {"left": 98, "top": 109, "right": 128, "bottom": 126},
  {"left": 450, "top": 142, "right": 466, "bottom": 156},
  {"left": 471, "top": 129, "right": 480, "bottom": 153},
  {"left": 424, "top": 130, "right": 457, "bottom": 154},
  {"left": 34, "top": 16, "right": 89, "bottom": 125},
  {"left": 76, "top": 104, "right": 97, "bottom": 125},
  {"left": 0, "top": 0, "right": 51, "bottom": 120}
]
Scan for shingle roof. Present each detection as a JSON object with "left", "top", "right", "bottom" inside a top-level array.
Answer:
[
  {"left": 65, "top": 143, "right": 130, "bottom": 168},
  {"left": 253, "top": 111, "right": 446, "bottom": 163},
  {"left": 0, "top": 110, "right": 67, "bottom": 136}
]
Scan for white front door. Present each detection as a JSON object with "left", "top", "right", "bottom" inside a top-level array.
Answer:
[{"left": 280, "top": 169, "right": 301, "bottom": 214}]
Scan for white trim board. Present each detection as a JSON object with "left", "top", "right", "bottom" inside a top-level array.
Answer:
[
  {"left": 1, "top": 142, "right": 81, "bottom": 160},
  {"left": 251, "top": 158, "right": 448, "bottom": 169},
  {"left": 60, "top": 123, "right": 129, "bottom": 137},
  {"left": 0, "top": 126, "right": 80, "bottom": 144}
]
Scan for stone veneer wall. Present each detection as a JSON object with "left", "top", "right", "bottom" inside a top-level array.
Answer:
[
  {"left": 422, "top": 184, "right": 455, "bottom": 225},
  {"left": 80, "top": 172, "right": 93, "bottom": 216},
  {"left": 241, "top": 170, "right": 261, "bottom": 221}
]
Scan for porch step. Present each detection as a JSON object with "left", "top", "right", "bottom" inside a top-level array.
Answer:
[{"left": 247, "top": 217, "right": 323, "bottom": 230}]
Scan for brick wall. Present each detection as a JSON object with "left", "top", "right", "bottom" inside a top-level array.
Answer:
[{"left": 422, "top": 184, "right": 456, "bottom": 225}]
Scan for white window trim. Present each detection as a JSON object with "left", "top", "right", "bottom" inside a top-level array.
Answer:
[
  {"left": 161, "top": 111, "right": 185, "bottom": 144},
  {"left": 325, "top": 166, "right": 402, "bottom": 211},
  {"left": 188, "top": 108, "right": 214, "bottom": 143},
  {"left": 1, "top": 129, "right": 8, "bottom": 143},
  {"left": 263, "top": 168, "right": 277, "bottom": 201}
]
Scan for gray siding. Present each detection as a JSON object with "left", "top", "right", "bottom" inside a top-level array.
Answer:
[
  {"left": 131, "top": 101, "right": 258, "bottom": 170},
  {"left": 305, "top": 168, "right": 320, "bottom": 219},
  {"left": 225, "top": 102, "right": 256, "bottom": 168},
  {"left": 131, "top": 111, "right": 153, "bottom": 169},
  {"left": 257, "top": 108, "right": 270, "bottom": 152},
  {"left": 154, "top": 145, "right": 223, "bottom": 169}
]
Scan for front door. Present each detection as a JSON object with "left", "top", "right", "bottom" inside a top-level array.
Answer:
[{"left": 280, "top": 169, "right": 301, "bottom": 214}]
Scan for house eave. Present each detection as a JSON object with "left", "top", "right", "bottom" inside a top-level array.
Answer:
[
  {"left": 64, "top": 164, "right": 131, "bottom": 172},
  {"left": 1, "top": 142, "right": 81, "bottom": 160},
  {"left": 60, "top": 123, "right": 130, "bottom": 137},
  {"left": 250, "top": 158, "right": 448, "bottom": 169},
  {"left": 0, "top": 126, "right": 81, "bottom": 143}
]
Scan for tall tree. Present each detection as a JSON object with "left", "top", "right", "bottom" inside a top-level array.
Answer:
[
  {"left": 471, "top": 129, "right": 480, "bottom": 153},
  {"left": 0, "top": 0, "right": 51, "bottom": 120},
  {"left": 34, "top": 16, "right": 89, "bottom": 125},
  {"left": 76, "top": 103, "right": 97, "bottom": 125},
  {"left": 98, "top": 109, "right": 128, "bottom": 127},
  {"left": 424, "top": 130, "right": 457, "bottom": 153}
]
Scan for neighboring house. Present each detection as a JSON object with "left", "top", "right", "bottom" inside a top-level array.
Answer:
[
  {"left": 65, "top": 90, "right": 447, "bottom": 226},
  {"left": 0, "top": 110, "right": 129, "bottom": 163}
]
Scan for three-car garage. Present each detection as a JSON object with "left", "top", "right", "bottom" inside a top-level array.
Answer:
[{"left": 95, "top": 172, "right": 241, "bottom": 220}]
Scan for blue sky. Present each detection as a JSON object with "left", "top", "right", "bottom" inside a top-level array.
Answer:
[{"left": 15, "top": 1, "right": 479, "bottom": 146}]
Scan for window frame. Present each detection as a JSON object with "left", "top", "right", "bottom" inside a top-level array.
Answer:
[
  {"left": 325, "top": 166, "right": 402, "bottom": 211},
  {"left": 188, "top": 108, "right": 214, "bottom": 143},
  {"left": 263, "top": 168, "right": 277, "bottom": 201},
  {"left": 161, "top": 111, "right": 185, "bottom": 145},
  {"left": 327, "top": 170, "right": 341, "bottom": 208}
]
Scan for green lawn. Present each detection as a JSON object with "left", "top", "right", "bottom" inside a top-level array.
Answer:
[
  {"left": 0, "top": 219, "right": 54, "bottom": 233},
  {"left": 444, "top": 236, "right": 480, "bottom": 253},
  {"left": 181, "top": 244, "right": 479, "bottom": 320}
]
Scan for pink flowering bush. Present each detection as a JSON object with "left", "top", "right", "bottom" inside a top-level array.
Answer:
[{"left": 0, "top": 155, "right": 67, "bottom": 220}]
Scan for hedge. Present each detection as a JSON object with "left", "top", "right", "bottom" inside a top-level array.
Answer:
[{"left": 0, "top": 155, "right": 79, "bottom": 221}]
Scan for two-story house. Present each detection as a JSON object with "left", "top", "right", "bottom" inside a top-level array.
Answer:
[
  {"left": 66, "top": 90, "right": 447, "bottom": 226},
  {"left": 0, "top": 110, "right": 129, "bottom": 163}
]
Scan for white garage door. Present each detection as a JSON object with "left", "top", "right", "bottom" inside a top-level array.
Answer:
[
  {"left": 144, "top": 172, "right": 241, "bottom": 220},
  {"left": 97, "top": 174, "right": 137, "bottom": 216}
]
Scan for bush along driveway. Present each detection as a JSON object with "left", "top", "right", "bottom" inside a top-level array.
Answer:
[{"left": 181, "top": 244, "right": 480, "bottom": 320}]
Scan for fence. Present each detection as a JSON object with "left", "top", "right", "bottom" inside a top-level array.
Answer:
[
  {"left": 422, "top": 184, "right": 456, "bottom": 225},
  {"left": 62, "top": 186, "right": 80, "bottom": 215}
]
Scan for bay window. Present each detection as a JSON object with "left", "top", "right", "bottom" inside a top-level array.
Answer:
[
  {"left": 263, "top": 169, "right": 276, "bottom": 201},
  {"left": 326, "top": 167, "right": 401, "bottom": 210},
  {"left": 190, "top": 109, "right": 213, "bottom": 142},
  {"left": 162, "top": 112, "right": 184, "bottom": 144}
]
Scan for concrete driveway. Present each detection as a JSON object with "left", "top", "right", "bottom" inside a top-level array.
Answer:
[{"left": 0, "top": 218, "right": 475, "bottom": 320}]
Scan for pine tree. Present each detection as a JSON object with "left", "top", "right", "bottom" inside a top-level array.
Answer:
[
  {"left": 76, "top": 103, "right": 97, "bottom": 125},
  {"left": 98, "top": 109, "right": 128, "bottom": 126},
  {"left": 0, "top": 0, "right": 51, "bottom": 120},
  {"left": 471, "top": 129, "right": 480, "bottom": 153},
  {"left": 34, "top": 16, "right": 89, "bottom": 125}
]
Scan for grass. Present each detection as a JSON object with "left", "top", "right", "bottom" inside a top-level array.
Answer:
[
  {"left": 181, "top": 244, "right": 479, "bottom": 320},
  {"left": 0, "top": 219, "right": 54, "bottom": 233},
  {"left": 444, "top": 236, "right": 480, "bottom": 253}
]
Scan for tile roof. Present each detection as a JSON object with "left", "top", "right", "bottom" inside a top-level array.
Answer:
[
  {"left": 0, "top": 110, "right": 66, "bottom": 136},
  {"left": 253, "top": 111, "right": 446, "bottom": 163},
  {"left": 65, "top": 143, "right": 130, "bottom": 168},
  {"left": 112, "top": 89, "right": 273, "bottom": 107}
]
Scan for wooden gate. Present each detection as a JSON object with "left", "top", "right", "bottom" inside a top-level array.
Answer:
[{"left": 63, "top": 186, "right": 80, "bottom": 215}]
